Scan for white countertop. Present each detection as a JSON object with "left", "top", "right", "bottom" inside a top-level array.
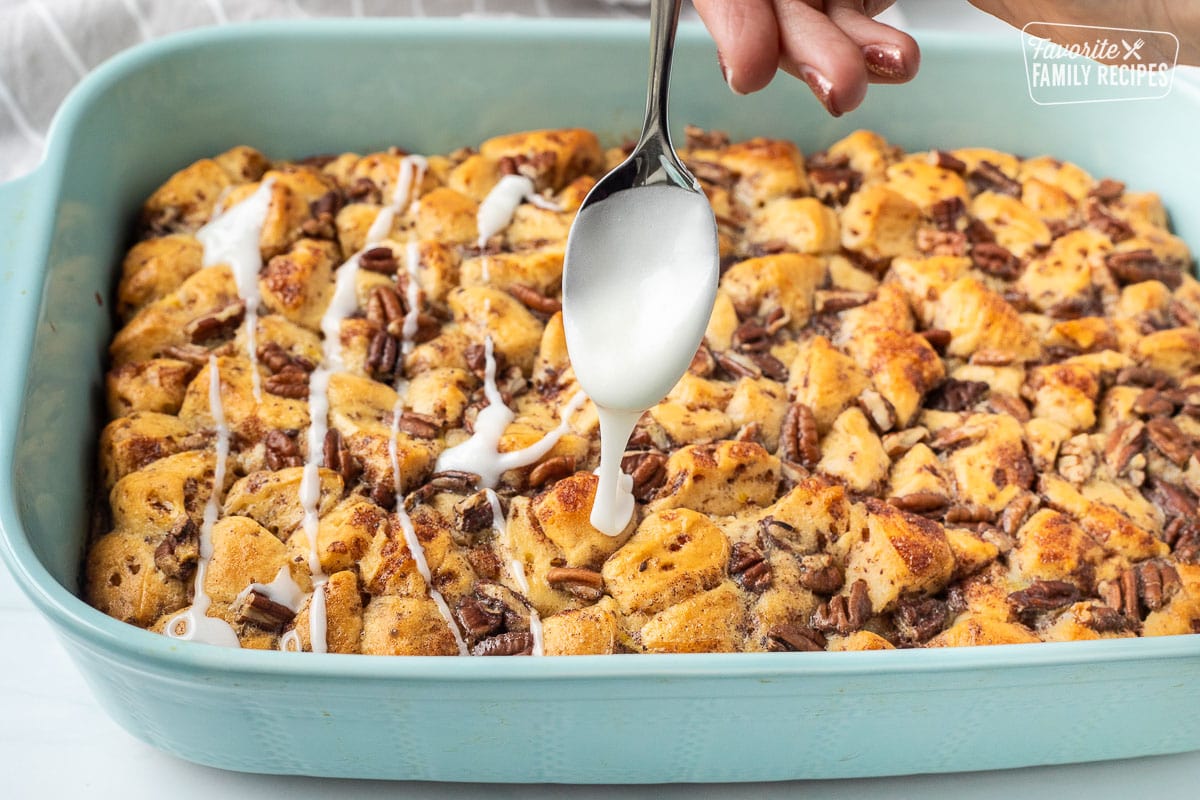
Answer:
[{"left": 4, "top": 559, "right": 1200, "bottom": 798}]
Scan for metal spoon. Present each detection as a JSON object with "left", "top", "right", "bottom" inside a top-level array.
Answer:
[{"left": 561, "top": 0, "right": 720, "bottom": 413}]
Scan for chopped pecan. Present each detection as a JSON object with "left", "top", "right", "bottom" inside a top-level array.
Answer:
[
  {"left": 323, "top": 429, "right": 360, "bottom": 486},
  {"left": 508, "top": 284, "right": 562, "bottom": 315},
  {"left": 917, "top": 227, "right": 968, "bottom": 257},
  {"left": 713, "top": 350, "right": 762, "bottom": 380},
  {"left": 1105, "top": 249, "right": 1182, "bottom": 290},
  {"left": 971, "top": 241, "right": 1021, "bottom": 280},
  {"left": 1146, "top": 417, "right": 1192, "bottom": 467},
  {"left": 153, "top": 518, "right": 199, "bottom": 579},
  {"left": 929, "top": 150, "right": 967, "bottom": 174},
  {"left": 889, "top": 492, "right": 950, "bottom": 514},
  {"left": 455, "top": 596, "right": 505, "bottom": 643},
  {"left": 1083, "top": 604, "right": 1137, "bottom": 634},
  {"left": 944, "top": 504, "right": 996, "bottom": 525},
  {"left": 999, "top": 493, "right": 1039, "bottom": 537},
  {"left": 161, "top": 343, "right": 214, "bottom": 365},
  {"left": 264, "top": 429, "right": 304, "bottom": 471},
  {"left": 257, "top": 342, "right": 315, "bottom": 374},
  {"left": 1104, "top": 420, "right": 1147, "bottom": 477},
  {"left": 546, "top": 566, "right": 604, "bottom": 601},
  {"left": 473, "top": 631, "right": 534, "bottom": 656},
  {"left": 1133, "top": 388, "right": 1176, "bottom": 418},
  {"left": 1101, "top": 561, "right": 1182, "bottom": 620},
  {"left": 1008, "top": 580, "right": 1079, "bottom": 619},
  {"left": 926, "top": 378, "right": 989, "bottom": 413},
  {"left": 988, "top": 392, "right": 1031, "bottom": 423},
  {"left": 780, "top": 402, "right": 821, "bottom": 468},
  {"left": 455, "top": 490, "right": 498, "bottom": 535},
  {"left": 808, "top": 165, "right": 862, "bottom": 205},
  {"left": 765, "top": 624, "right": 826, "bottom": 652},
  {"left": 688, "top": 159, "right": 735, "bottom": 188},
  {"left": 811, "top": 579, "right": 872, "bottom": 635},
  {"left": 622, "top": 450, "right": 668, "bottom": 503},
  {"left": 302, "top": 189, "right": 343, "bottom": 238},
  {"left": 930, "top": 196, "right": 966, "bottom": 232},
  {"left": 1089, "top": 178, "right": 1125, "bottom": 203},
  {"left": 347, "top": 176, "right": 382, "bottom": 203},
  {"left": 426, "top": 470, "right": 482, "bottom": 494},
  {"left": 881, "top": 426, "right": 929, "bottom": 457},
  {"left": 729, "top": 542, "right": 772, "bottom": 592},
  {"left": 688, "top": 343, "right": 716, "bottom": 377},
  {"left": 857, "top": 388, "right": 897, "bottom": 433},
  {"left": 747, "top": 352, "right": 789, "bottom": 382},
  {"left": 235, "top": 589, "right": 295, "bottom": 630},
  {"left": 733, "top": 318, "right": 772, "bottom": 352},
  {"left": 893, "top": 597, "right": 947, "bottom": 645},
  {"left": 968, "top": 161, "right": 1021, "bottom": 197},
  {"left": 264, "top": 366, "right": 309, "bottom": 399},
  {"left": 928, "top": 424, "right": 986, "bottom": 451},
  {"left": 815, "top": 289, "right": 874, "bottom": 314},
  {"left": 1118, "top": 366, "right": 1176, "bottom": 390},
  {"left": 185, "top": 301, "right": 246, "bottom": 344},
  {"left": 397, "top": 410, "right": 440, "bottom": 439},
  {"left": 964, "top": 217, "right": 997, "bottom": 245},
  {"left": 797, "top": 554, "right": 845, "bottom": 595},
  {"left": 528, "top": 455, "right": 576, "bottom": 489},
  {"left": 1056, "top": 434, "right": 1096, "bottom": 484},
  {"left": 1088, "top": 201, "right": 1134, "bottom": 243}
]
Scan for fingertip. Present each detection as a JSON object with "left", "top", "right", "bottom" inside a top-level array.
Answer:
[{"left": 695, "top": 0, "right": 779, "bottom": 94}]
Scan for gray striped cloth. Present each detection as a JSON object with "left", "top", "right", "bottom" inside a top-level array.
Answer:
[{"left": 0, "top": 0, "right": 683, "bottom": 182}]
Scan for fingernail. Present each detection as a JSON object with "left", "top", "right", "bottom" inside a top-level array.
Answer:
[
  {"left": 799, "top": 65, "right": 840, "bottom": 116},
  {"left": 718, "top": 50, "right": 744, "bottom": 95},
  {"left": 863, "top": 44, "right": 907, "bottom": 80}
]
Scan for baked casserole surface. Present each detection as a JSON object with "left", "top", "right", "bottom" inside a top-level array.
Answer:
[{"left": 86, "top": 126, "right": 1200, "bottom": 654}]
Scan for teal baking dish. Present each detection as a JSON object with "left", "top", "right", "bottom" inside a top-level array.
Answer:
[{"left": 3, "top": 19, "right": 1200, "bottom": 783}]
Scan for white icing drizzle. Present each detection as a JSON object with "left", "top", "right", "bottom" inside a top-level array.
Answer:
[
  {"left": 366, "top": 155, "right": 428, "bottom": 243},
  {"left": 590, "top": 408, "right": 639, "bottom": 536},
  {"left": 400, "top": 240, "right": 422, "bottom": 354},
  {"left": 475, "top": 174, "right": 563, "bottom": 247},
  {"left": 435, "top": 336, "right": 587, "bottom": 486},
  {"left": 165, "top": 357, "right": 240, "bottom": 647},
  {"left": 234, "top": 564, "right": 307, "bottom": 612},
  {"left": 485, "top": 490, "right": 543, "bottom": 656},
  {"left": 196, "top": 178, "right": 276, "bottom": 401},
  {"left": 393, "top": 504, "right": 469, "bottom": 656}
]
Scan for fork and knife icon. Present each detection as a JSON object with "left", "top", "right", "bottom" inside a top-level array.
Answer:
[{"left": 1121, "top": 37, "right": 1145, "bottom": 60}]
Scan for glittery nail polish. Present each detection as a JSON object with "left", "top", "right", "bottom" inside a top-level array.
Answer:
[
  {"left": 800, "top": 65, "right": 839, "bottom": 116},
  {"left": 863, "top": 44, "right": 907, "bottom": 80}
]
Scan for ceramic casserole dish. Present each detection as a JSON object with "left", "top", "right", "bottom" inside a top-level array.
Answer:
[{"left": 2, "top": 19, "right": 1200, "bottom": 783}]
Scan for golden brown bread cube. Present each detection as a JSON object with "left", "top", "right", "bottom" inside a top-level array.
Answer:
[
  {"left": 85, "top": 530, "right": 189, "bottom": 626},
  {"left": 117, "top": 234, "right": 205, "bottom": 320},
  {"left": 602, "top": 509, "right": 731, "bottom": 616},
  {"left": 844, "top": 499, "right": 954, "bottom": 612},
  {"left": 106, "top": 358, "right": 198, "bottom": 418},
  {"left": 650, "top": 441, "right": 780, "bottom": 516},
  {"left": 541, "top": 597, "right": 621, "bottom": 656},
  {"left": 638, "top": 581, "right": 745, "bottom": 653},
  {"left": 787, "top": 336, "right": 869, "bottom": 434},
  {"left": 360, "top": 594, "right": 460, "bottom": 656}
]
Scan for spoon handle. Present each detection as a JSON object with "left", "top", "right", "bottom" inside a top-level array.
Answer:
[{"left": 637, "top": 0, "right": 683, "bottom": 155}]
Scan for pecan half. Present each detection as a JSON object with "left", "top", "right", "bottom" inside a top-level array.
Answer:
[
  {"left": 930, "top": 196, "right": 966, "bottom": 232},
  {"left": 889, "top": 492, "right": 950, "bottom": 514},
  {"left": 546, "top": 566, "right": 604, "bottom": 601},
  {"left": 1133, "top": 388, "right": 1176, "bottom": 418},
  {"left": 1105, "top": 249, "right": 1182, "bottom": 290},
  {"left": 323, "top": 429, "right": 360, "bottom": 486},
  {"left": 733, "top": 318, "right": 772, "bottom": 352},
  {"left": 713, "top": 350, "right": 762, "bottom": 380},
  {"left": 1104, "top": 420, "right": 1147, "bottom": 477},
  {"left": 264, "top": 429, "right": 304, "bottom": 471},
  {"left": 1089, "top": 178, "right": 1125, "bottom": 203},
  {"left": 397, "top": 410, "right": 441, "bottom": 439},
  {"left": 893, "top": 596, "right": 947, "bottom": 645},
  {"left": 508, "top": 284, "right": 562, "bottom": 315},
  {"left": 688, "top": 343, "right": 716, "bottom": 377},
  {"left": 360, "top": 245, "right": 398, "bottom": 274},
  {"left": 302, "top": 189, "right": 343, "bottom": 239},
  {"left": 235, "top": 589, "right": 295, "bottom": 630},
  {"left": 258, "top": 342, "right": 315, "bottom": 374},
  {"left": 748, "top": 352, "right": 789, "bottom": 382},
  {"left": 797, "top": 554, "right": 844, "bottom": 595},
  {"left": 455, "top": 490, "right": 498, "bottom": 535},
  {"left": 926, "top": 378, "right": 989, "bottom": 413},
  {"left": 811, "top": 579, "right": 872, "bottom": 635},
  {"left": 622, "top": 450, "right": 668, "bottom": 503},
  {"left": 528, "top": 455, "right": 576, "bottom": 489},
  {"left": 153, "top": 518, "right": 199, "bottom": 579},
  {"left": 918, "top": 328, "right": 952, "bottom": 354},
  {"left": 347, "top": 176, "right": 382, "bottom": 204},
  {"left": 729, "top": 542, "right": 772, "bottom": 592},
  {"left": 1088, "top": 201, "right": 1134, "bottom": 243},
  {"left": 186, "top": 301, "right": 246, "bottom": 344},
  {"left": 455, "top": 596, "right": 505, "bottom": 642},
  {"left": 815, "top": 289, "right": 874, "bottom": 314},
  {"left": 1007, "top": 580, "right": 1079, "bottom": 619},
  {"left": 366, "top": 330, "right": 402, "bottom": 383},
  {"left": 473, "top": 631, "right": 534, "bottom": 656},
  {"left": 971, "top": 241, "right": 1021, "bottom": 280},
  {"left": 808, "top": 166, "right": 862, "bottom": 205},
  {"left": 264, "top": 366, "right": 309, "bottom": 399},
  {"left": 929, "top": 150, "right": 967, "bottom": 174},
  {"left": 765, "top": 624, "right": 826, "bottom": 652},
  {"left": 917, "top": 228, "right": 968, "bottom": 257},
  {"left": 1146, "top": 417, "right": 1192, "bottom": 467},
  {"left": 968, "top": 161, "right": 1021, "bottom": 197},
  {"left": 780, "top": 402, "right": 821, "bottom": 468}
]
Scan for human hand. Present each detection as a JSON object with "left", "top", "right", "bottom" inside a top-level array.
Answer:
[{"left": 691, "top": 0, "right": 920, "bottom": 116}]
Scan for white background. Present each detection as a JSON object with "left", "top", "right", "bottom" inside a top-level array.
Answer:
[{"left": 5, "top": 2, "right": 1200, "bottom": 797}]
